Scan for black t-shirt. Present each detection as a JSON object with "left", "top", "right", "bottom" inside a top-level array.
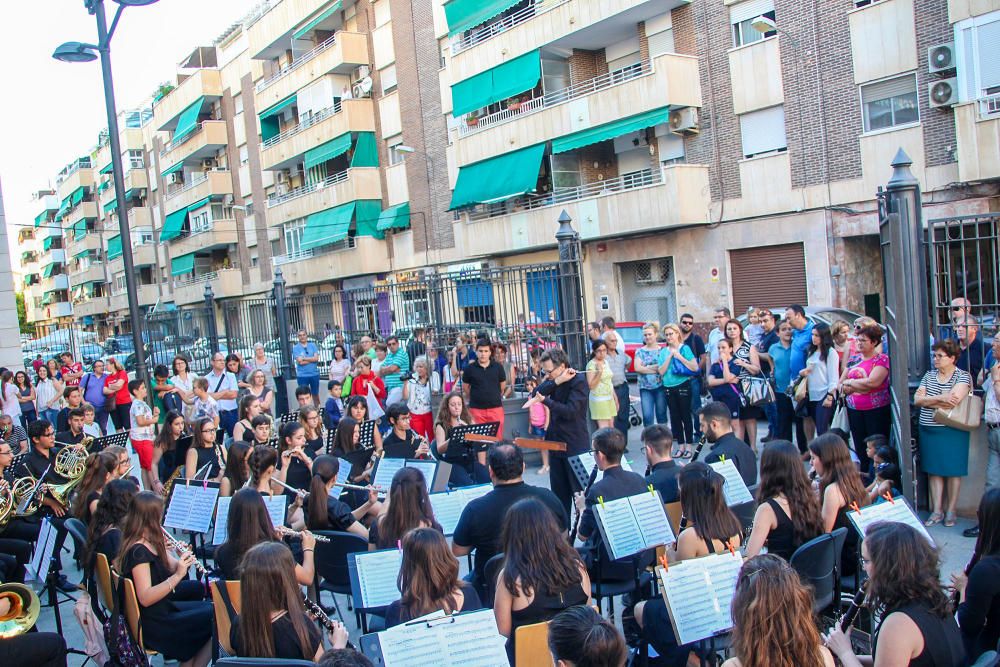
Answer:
[
  {"left": 646, "top": 460, "right": 681, "bottom": 504},
  {"left": 21, "top": 447, "right": 70, "bottom": 486},
  {"left": 382, "top": 431, "right": 419, "bottom": 459},
  {"left": 231, "top": 613, "right": 322, "bottom": 660},
  {"left": 453, "top": 482, "right": 567, "bottom": 582},
  {"left": 757, "top": 329, "right": 780, "bottom": 376},
  {"left": 214, "top": 542, "right": 241, "bottom": 581},
  {"left": 55, "top": 430, "right": 85, "bottom": 446},
  {"left": 307, "top": 496, "right": 357, "bottom": 532},
  {"left": 56, "top": 408, "right": 71, "bottom": 434},
  {"left": 461, "top": 362, "right": 506, "bottom": 409},
  {"left": 384, "top": 581, "right": 483, "bottom": 628},
  {"left": 683, "top": 333, "right": 706, "bottom": 359},
  {"left": 278, "top": 449, "right": 316, "bottom": 491}
]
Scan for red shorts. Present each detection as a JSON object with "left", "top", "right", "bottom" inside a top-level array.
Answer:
[
  {"left": 469, "top": 407, "right": 505, "bottom": 439},
  {"left": 410, "top": 412, "right": 433, "bottom": 439},
  {"left": 130, "top": 439, "right": 154, "bottom": 471}
]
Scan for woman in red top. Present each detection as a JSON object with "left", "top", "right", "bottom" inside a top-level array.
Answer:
[
  {"left": 350, "top": 356, "right": 386, "bottom": 404},
  {"left": 104, "top": 357, "right": 133, "bottom": 432}
]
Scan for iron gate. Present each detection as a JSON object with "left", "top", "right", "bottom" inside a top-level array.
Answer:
[{"left": 144, "top": 306, "right": 217, "bottom": 375}]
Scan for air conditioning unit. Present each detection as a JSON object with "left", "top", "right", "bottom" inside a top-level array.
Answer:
[
  {"left": 277, "top": 170, "right": 291, "bottom": 185},
  {"left": 353, "top": 65, "right": 371, "bottom": 81},
  {"left": 166, "top": 172, "right": 180, "bottom": 185},
  {"left": 927, "top": 42, "right": 956, "bottom": 73},
  {"left": 352, "top": 76, "right": 373, "bottom": 99},
  {"left": 669, "top": 107, "right": 699, "bottom": 135},
  {"left": 928, "top": 78, "right": 958, "bottom": 108},
  {"left": 201, "top": 158, "right": 216, "bottom": 171}
]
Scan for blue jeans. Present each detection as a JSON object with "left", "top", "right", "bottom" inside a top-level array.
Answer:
[
  {"left": 40, "top": 408, "right": 60, "bottom": 425},
  {"left": 297, "top": 375, "right": 320, "bottom": 397},
  {"left": 764, "top": 400, "right": 778, "bottom": 436},
  {"left": 640, "top": 386, "right": 667, "bottom": 426},
  {"left": 690, "top": 376, "right": 704, "bottom": 438}
]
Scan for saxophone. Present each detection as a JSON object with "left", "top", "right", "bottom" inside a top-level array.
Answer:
[{"left": 162, "top": 466, "right": 184, "bottom": 498}]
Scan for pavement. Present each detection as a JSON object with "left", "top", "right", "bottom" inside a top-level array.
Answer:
[{"left": 33, "top": 419, "right": 977, "bottom": 666}]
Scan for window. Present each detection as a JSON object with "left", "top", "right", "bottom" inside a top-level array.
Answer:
[
  {"left": 284, "top": 219, "right": 306, "bottom": 256},
  {"left": 244, "top": 200, "right": 254, "bottom": 216},
  {"left": 135, "top": 227, "right": 153, "bottom": 245},
  {"left": 957, "top": 12, "right": 1000, "bottom": 102},
  {"left": 860, "top": 74, "right": 919, "bottom": 132},
  {"left": 381, "top": 64, "right": 398, "bottom": 95},
  {"left": 126, "top": 149, "right": 144, "bottom": 169},
  {"left": 114, "top": 272, "right": 127, "bottom": 293},
  {"left": 190, "top": 211, "right": 211, "bottom": 234},
  {"left": 239, "top": 145, "right": 249, "bottom": 166},
  {"left": 730, "top": 0, "right": 776, "bottom": 47},
  {"left": 234, "top": 95, "right": 244, "bottom": 116},
  {"left": 387, "top": 137, "right": 406, "bottom": 166},
  {"left": 550, "top": 154, "right": 581, "bottom": 189},
  {"left": 739, "top": 105, "right": 787, "bottom": 158}
]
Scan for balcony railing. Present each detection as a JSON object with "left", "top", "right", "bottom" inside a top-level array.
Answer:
[
  {"left": 160, "top": 122, "right": 208, "bottom": 155},
  {"left": 255, "top": 34, "right": 338, "bottom": 93},
  {"left": 261, "top": 100, "right": 342, "bottom": 148},
  {"left": 465, "top": 167, "right": 663, "bottom": 222},
  {"left": 271, "top": 237, "right": 356, "bottom": 265},
  {"left": 172, "top": 266, "right": 240, "bottom": 288},
  {"left": 244, "top": 0, "right": 282, "bottom": 28},
  {"left": 163, "top": 171, "right": 220, "bottom": 201},
  {"left": 450, "top": 0, "right": 567, "bottom": 54},
  {"left": 266, "top": 169, "right": 350, "bottom": 207},
  {"left": 980, "top": 93, "right": 1000, "bottom": 119},
  {"left": 458, "top": 60, "right": 650, "bottom": 137}
]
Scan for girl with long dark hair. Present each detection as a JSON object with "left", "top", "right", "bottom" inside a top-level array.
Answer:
[
  {"left": 724, "top": 555, "right": 833, "bottom": 667},
  {"left": 185, "top": 417, "right": 224, "bottom": 481},
  {"left": 369, "top": 467, "right": 441, "bottom": 550},
  {"left": 232, "top": 395, "right": 262, "bottom": 443},
  {"left": 344, "top": 395, "right": 383, "bottom": 454},
  {"left": 726, "top": 318, "right": 763, "bottom": 448},
  {"left": 801, "top": 322, "right": 839, "bottom": 437},
  {"left": 14, "top": 370, "right": 36, "bottom": 427},
  {"left": 827, "top": 522, "right": 965, "bottom": 666},
  {"left": 73, "top": 450, "right": 118, "bottom": 523},
  {"left": 115, "top": 492, "right": 212, "bottom": 667},
  {"left": 219, "top": 441, "right": 252, "bottom": 497},
  {"left": 432, "top": 391, "right": 488, "bottom": 486},
  {"left": 277, "top": 421, "right": 315, "bottom": 492},
  {"left": 952, "top": 488, "right": 1000, "bottom": 660},
  {"left": 84, "top": 478, "right": 137, "bottom": 570},
  {"left": 745, "top": 440, "right": 824, "bottom": 560},
  {"left": 548, "top": 605, "right": 627, "bottom": 667},
  {"left": 151, "top": 410, "right": 186, "bottom": 496},
  {"left": 232, "top": 542, "right": 348, "bottom": 660},
  {"left": 385, "top": 527, "right": 483, "bottom": 627},
  {"left": 494, "top": 498, "right": 590, "bottom": 660},
  {"left": 214, "top": 488, "right": 315, "bottom": 584},
  {"left": 305, "top": 455, "right": 377, "bottom": 538},
  {"left": 809, "top": 432, "right": 868, "bottom": 573}
]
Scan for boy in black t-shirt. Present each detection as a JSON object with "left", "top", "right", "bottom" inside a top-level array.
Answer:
[{"left": 381, "top": 403, "right": 430, "bottom": 459}]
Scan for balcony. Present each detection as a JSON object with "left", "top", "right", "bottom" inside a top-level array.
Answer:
[
  {"left": 154, "top": 69, "right": 223, "bottom": 132},
  {"left": 848, "top": 0, "right": 917, "bottom": 85},
  {"left": 169, "top": 222, "right": 239, "bottom": 257},
  {"left": 98, "top": 169, "right": 149, "bottom": 208},
  {"left": 260, "top": 99, "right": 376, "bottom": 171},
  {"left": 162, "top": 171, "right": 233, "bottom": 214},
  {"left": 57, "top": 166, "right": 94, "bottom": 200},
  {"left": 65, "top": 231, "right": 102, "bottom": 257},
  {"left": 454, "top": 53, "right": 701, "bottom": 167},
  {"left": 42, "top": 249, "right": 66, "bottom": 265},
  {"left": 70, "top": 261, "right": 107, "bottom": 285},
  {"left": 40, "top": 302, "right": 74, "bottom": 320},
  {"left": 73, "top": 296, "right": 110, "bottom": 319},
  {"left": 728, "top": 37, "right": 784, "bottom": 114},
  {"left": 254, "top": 32, "right": 369, "bottom": 109},
  {"left": 266, "top": 167, "right": 382, "bottom": 226},
  {"left": 108, "top": 243, "right": 158, "bottom": 275},
  {"left": 248, "top": 0, "right": 348, "bottom": 60},
  {"left": 66, "top": 200, "right": 99, "bottom": 225},
  {"left": 172, "top": 267, "right": 243, "bottom": 305},
  {"left": 272, "top": 236, "right": 387, "bottom": 287},
  {"left": 455, "top": 164, "right": 710, "bottom": 256},
  {"left": 955, "top": 98, "right": 1000, "bottom": 183},
  {"left": 160, "top": 121, "right": 229, "bottom": 168},
  {"left": 450, "top": 0, "right": 566, "bottom": 55},
  {"left": 41, "top": 273, "right": 70, "bottom": 292},
  {"left": 448, "top": 0, "right": 682, "bottom": 81}
]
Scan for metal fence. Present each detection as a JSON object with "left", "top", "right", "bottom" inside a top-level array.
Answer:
[
  {"left": 143, "top": 306, "right": 219, "bottom": 375},
  {"left": 927, "top": 213, "right": 1000, "bottom": 338}
]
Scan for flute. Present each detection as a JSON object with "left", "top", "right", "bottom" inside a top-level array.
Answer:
[
  {"left": 271, "top": 476, "right": 381, "bottom": 496},
  {"left": 160, "top": 527, "right": 208, "bottom": 577},
  {"left": 276, "top": 526, "right": 331, "bottom": 543}
]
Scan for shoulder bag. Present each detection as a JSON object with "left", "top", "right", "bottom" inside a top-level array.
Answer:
[{"left": 934, "top": 393, "right": 983, "bottom": 432}]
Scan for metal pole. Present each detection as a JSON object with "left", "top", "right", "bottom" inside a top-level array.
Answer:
[
  {"left": 555, "top": 210, "right": 586, "bottom": 370},
  {"left": 203, "top": 282, "right": 219, "bottom": 355},
  {"left": 95, "top": 0, "right": 146, "bottom": 381},
  {"left": 273, "top": 268, "right": 293, "bottom": 379}
]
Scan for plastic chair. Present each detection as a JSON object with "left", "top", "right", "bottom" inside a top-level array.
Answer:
[
  {"left": 970, "top": 651, "right": 999, "bottom": 667},
  {"left": 95, "top": 554, "right": 115, "bottom": 615},
  {"left": 590, "top": 550, "right": 654, "bottom": 623},
  {"left": 789, "top": 532, "right": 837, "bottom": 614},
  {"left": 210, "top": 580, "right": 242, "bottom": 656},
  {"left": 112, "top": 572, "right": 159, "bottom": 659},
  {"left": 216, "top": 659, "right": 315, "bottom": 666},
  {"left": 514, "top": 620, "right": 552, "bottom": 667},
  {"left": 63, "top": 517, "right": 89, "bottom": 573},
  {"left": 482, "top": 552, "right": 505, "bottom": 608},
  {"left": 313, "top": 530, "right": 371, "bottom": 630}
]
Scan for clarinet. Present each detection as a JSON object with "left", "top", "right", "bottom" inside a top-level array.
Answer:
[
  {"left": 569, "top": 464, "right": 599, "bottom": 544},
  {"left": 302, "top": 595, "right": 358, "bottom": 651},
  {"left": 160, "top": 527, "right": 208, "bottom": 577},
  {"left": 839, "top": 581, "right": 868, "bottom": 631},
  {"left": 689, "top": 434, "right": 707, "bottom": 463}
]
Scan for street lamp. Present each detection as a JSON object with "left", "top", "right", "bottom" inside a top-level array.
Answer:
[{"left": 53, "top": 0, "right": 159, "bottom": 382}]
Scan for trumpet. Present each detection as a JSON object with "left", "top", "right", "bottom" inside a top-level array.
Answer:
[
  {"left": 160, "top": 527, "right": 208, "bottom": 577},
  {"left": 276, "top": 526, "right": 330, "bottom": 543}
]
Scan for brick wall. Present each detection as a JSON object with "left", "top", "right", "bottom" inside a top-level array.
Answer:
[
  {"left": 914, "top": 0, "right": 958, "bottom": 168},
  {"left": 578, "top": 142, "right": 619, "bottom": 184},
  {"left": 220, "top": 88, "right": 251, "bottom": 286},
  {"left": 638, "top": 21, "right": 650, "bottom": 62},
  {"left": 567, "top": 49, "right": 607, "bottom": 85}
]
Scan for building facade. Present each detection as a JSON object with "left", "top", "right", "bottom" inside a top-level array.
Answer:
[{"left": 18, "top": 0, "right": 1000, "bottom": 334}]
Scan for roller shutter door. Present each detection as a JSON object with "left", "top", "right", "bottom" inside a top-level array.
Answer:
[{"left": 729, "top": 243, "right": 808, "bottom": 315}]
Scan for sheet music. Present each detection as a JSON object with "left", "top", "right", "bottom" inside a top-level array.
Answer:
[
  {"left": 163, "top": 483, "right": 220, "bottom": 533},
  {"left": 659, "top": 551, "right": 742, "bottom": 645},
  {"left": 630, "top": 491, "right": 676, "bottom": 548},
  {"left": 337, "top": 458, "right": 352, "bottom": 487},
  {"left": 595, "top": 497, "right": 645, "bottom": 560},
  {"left": 27, "top": 518, "right": 56, "bottom": 582},
  {"left": 372, "top": 457, "right": 406, "bottom": 492},
  {"left": 848, "top": 498, "right": 934, "bottom": 545},
  {"left": 406, "top": 459, "right": 437, "bottom": 490},
  {"left": 354, "top": 548, "right": 403, "bottom": 609},
  {"left": 573, "top": 452, "right": 634, "bottom": 485},
  {"left": 212, "top": 496, "right": 233, "bottom": 545},
  {"left": 378, "top": 609, "right": 509, "bottom": 667},
  {"left": 265, "top": 494, "right": 287, "bottom": 529},
  {"left": 459, "top": 483, "right": 493, "bottom": 503},
  {"left": 429, "top": 492, "right": 466, "bottom": 536},
  {"left": 709, "top": 460, "right": 754, "bottom": 506}
]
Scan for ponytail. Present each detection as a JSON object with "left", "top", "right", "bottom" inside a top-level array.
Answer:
[
  {"left": 306, "top": 455, "right": 339, "bottom": 531},
  {"left": 249, "top": 445, "right": 276, "bottom": 486}
]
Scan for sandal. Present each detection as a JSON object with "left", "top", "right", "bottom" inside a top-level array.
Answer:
[
  {"left": 537, "top": 466, "right": 549, "bottom": 475},
  {"left": 924, "top": 512, "right": 944, "bottom": 527},
  {"left": 944, "top": 512, "right": 957, "bottom": 527},
  {"left": 680, "top": 450, "right": 693, "bottom": 459},
  {"left": 672, "top": 448, "right": 683, "bottom": 458}
]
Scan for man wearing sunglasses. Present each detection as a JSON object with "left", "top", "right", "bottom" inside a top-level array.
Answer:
[{"left": 679, "top": 314, "right": 706, "bottom": 438}]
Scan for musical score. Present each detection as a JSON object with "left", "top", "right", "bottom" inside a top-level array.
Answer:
[
  {"left": 428, "top": 484, "right": 493, "bottom": 536},
  {"left": 372, "top": 458, "right": 446, "bottom": 495},
  {"left": 213, "top": 494, "right": 287, "bottom": 545},
  {"left": 364, "top": 608, "right": 509, "bottom": 667},
  {"left": 27, "top": 518, "right": 57, "bottom": 582},
  {"left": 594, "top": 490, "right": 676, "bottom": 561},
  {"left": 569, "top": 452, "right": 636, "bottom": 488},
  {"left": 847, "top": 496, "right": 934, "bottom": 546},
  {"left": 658, "top": 551, "right": 743, "bottom": 645},
  {"left": 708, "top": 460, "right": 754, "bottom": 506},
  {"left": 349, "top": 548, "right": 403, "bottom": 610},
  {"left": 163, "top": 482, "right": 220, "bottom": 534}
]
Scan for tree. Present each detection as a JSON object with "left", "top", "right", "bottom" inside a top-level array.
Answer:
[{"left": 15, "top": 292, "right": 31, "bottom": 335}]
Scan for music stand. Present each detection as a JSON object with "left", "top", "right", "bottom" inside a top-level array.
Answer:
[
  {"left": 442, "top": 422, "right": 499, "bottom": 468},
  {"left": 358, "top": 420, "right": 377, "bottom": 450},
  {"left": 89, "top": 431, "right": 129, "bottom": 453}
]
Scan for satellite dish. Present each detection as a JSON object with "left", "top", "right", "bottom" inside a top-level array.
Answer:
[{"left": 359, "top": 76, "right": 373, "bottom": 94}]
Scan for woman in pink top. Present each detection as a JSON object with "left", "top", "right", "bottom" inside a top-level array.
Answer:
[
  {"left": 838, "top": 322, "right": 890, "bottom": 475},
  {"left": 525, "top": 378, "right": 549, "bottom": 475}
]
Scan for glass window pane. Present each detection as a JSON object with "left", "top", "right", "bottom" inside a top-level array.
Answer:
[
  {"left": 866, "top": 99, "right": 894, "bottom": 130},
  {"left": 892, "top": 92, "right": 919, "bottom": 125}
]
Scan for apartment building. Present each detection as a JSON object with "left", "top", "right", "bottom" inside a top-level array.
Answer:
[{"left": 22, "top": 190, "right": 64, "bottom": 334}]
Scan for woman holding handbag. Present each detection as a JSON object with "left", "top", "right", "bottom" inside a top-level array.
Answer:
[
  {"left": 657, "top": 323, "right": 699, "bottom": 457},
  {"left": 915, "top": 339, "right": 973, "bottom": 528},
  {"left": 726, "top": 319, "right": 763, "bottom": 449}
]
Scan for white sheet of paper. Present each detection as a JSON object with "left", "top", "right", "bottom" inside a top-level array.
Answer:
[
  {"left": 848, "top": 498, "right": 935, "bottom": 546},
  {"left": 379, "top": 608, "right": 509, "bottom": 667},
  {"left": 659, "top": 551, "right": 742, "bottom": 645},
  {"left": 213, "top": 496, "right": 233, "bottom": 546},
  {"left": 630, "top": 491, "right": 676, "bottom": 548},
  {"left": 163, "top": 484, "right": 220, "bottom": 534},
  {"left": 372, "top": 457, "right": 406, "bottom": 493},
  {"left": 429, "top": 492, "right": 466, "bottom": 536},
  {"left": 336, "top": 458, "right": 353, "bottom": 487},
  {"left": 595, "top": 497, "right": 645, "bottom": 560},
  {"left": 265, "top": 494, "right": 287, "bottom": 529},
  {"left": 709, "top": 459, "right": 754, "bottom": 506},
  {"left": 27, "top": 518, "right": 56, "bottom": 582},
  {"left": 355, "top": 548, "right": 403, "bottom": 609},
  {"left": 406, "top": 459, "right": 437, "bottom": 490}
]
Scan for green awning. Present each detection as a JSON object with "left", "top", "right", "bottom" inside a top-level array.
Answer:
[
  {"left": 552, "top": 107, "right": 671, "bottom": 154},
  {"left": 73, "top": 220, "right": 87, "bottom": 241},
  {"left": 170, "top": 253, "right": 196, "bottom": 276},
  {"left": 259, "top": 94, "right": 296, "bottom": 143},
  {"left": 43, "top": 236, "right": 55, "bottom": 252},
  {"left": 292, "top": 1, "right": 342, "bottom": 40},
  {"left": 350, "top": 132, "right": 378, "bottom": 168},
  {"left": 452, "top": 50, "right": 540, "bottom": 117},
  {"left": 99, "top": 162, "right": 113, "bottom": 175},
  {"left": 354, "top": 200, "right": 384, "bottom": 239},
  {"left": 160, "top": 160, "right": 184, "bottom": 177},
  {"left": 304, "top": 133, "right": 351, "bottom": 170},
  {"left": 98, "top": 181, "right": 110, "bottom": 193},
  {"left": 449, "top": 143, "right": 545, "bottom": 209},
  {"left": 301, "top": 202, "right": 355, "bottom": 250},
  {"left": 70, "top": 187, "right": 86, "bottom": 207},
  {"left": 34, "top": 211, "right": 48, "bottom": 227},
  {"left": 173, "top": 96, "right": 205, "bottom": 143},
  {"left": 107, "top": 235, "right": 122, "bottom": 260},
  {"left": 73, "top": 249, "right": 89, "bottom": 260},
  {"left": 41, "top": 292, "right": 55, "bottom": 306},
  {"left": 21, "top": 251, "right": 33, "bottom": 263},
  {"left": 104, "top": 199, "right": 118, "bottom": 214},
  {"left": 161, "top": 207, "right": 188, "bottom": 242},
  {"left": 42, "top": 263, "right": 57, "bottom": 278},
  {"left": 444, "top": 0, "right": 520, "bottom": 36},
  {"left": 376, "top": 202, "right": 411, "bottom": 232},
  {"left": 55, "top": 197, "right": 71, "bottom": 221},
  {"left": 260, "top": 94, "right": 297, "bottom": 119}
]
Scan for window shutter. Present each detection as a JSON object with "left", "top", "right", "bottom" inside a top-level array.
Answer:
[
  {"left": 730, "top": 243, "right": 807, "bottom": 316},
  {"left": 977, "top": 19, "right": 1000, "bottom": 91},
  {"left": 739, "top": 105, "right": 787, "bottom": 157},
  {"left": 648, "top": 29, "right": 674, "bottom": 56},
  {"left": 860, "top": 74, "right": 917, "bottom": 104},
  {"left": 730, "top": 0, "right": 775, "bottom": 25}
]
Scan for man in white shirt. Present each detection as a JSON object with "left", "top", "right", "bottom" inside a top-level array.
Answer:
[
  {"left": 707, "top": 307, "right": 730, "bottom": 364},
  {"left": 599, "top": 317, "right": 625, "bottom": 356},
  {"left": 205, "top": 352, "right": 239, "bottom": 437}
]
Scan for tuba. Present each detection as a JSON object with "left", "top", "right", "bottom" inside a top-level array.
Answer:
[
  {"left": 47, "top": 444, "right": 89, "bottom": 507},
  {"left": 0, "top": 583, "right": 40, "bottom": 638}
]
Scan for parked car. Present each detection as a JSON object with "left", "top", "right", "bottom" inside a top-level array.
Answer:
[
  {"left": 614, "top": 321, "right": 647, "bottom": 374},
  {"left": 736, "top": 306, "right": 867, "bottom": 331}
]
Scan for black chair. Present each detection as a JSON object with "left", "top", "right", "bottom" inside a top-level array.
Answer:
[
  {"left": 63, "top": 517, "right": 100, "bottom": 617},
  {"left": 730, "top": 500, "right": 757, "bottom": 535},
  {"left": 482, "top": 552, "right": 505, "bottom": 608},
  {"left": 828, "top": 526, "right": 854, "bottom": 611},
  {"left": 313, "top": 530, "right": 372, "bottom": 631},
  {"left": 789, "top": 532, "right": 838, "bottom": 614},
  {"left": 971, "top": 651, "right": 1000, "bottom": 667},
  {"left": 217, "top": 659, "right": 315, "bottom": 666},
  {"left": 589, "top": 550, "right": 654, "bottom": 623}
]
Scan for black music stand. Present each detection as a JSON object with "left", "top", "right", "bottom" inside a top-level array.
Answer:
[{"left": 442, "top": 422, "right": 499, "bottom": 467}]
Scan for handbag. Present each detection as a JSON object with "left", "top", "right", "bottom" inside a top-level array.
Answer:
[
  {"left": 162, "top": 391, "right": 183, "bottom": 414},
  {"left": 670, "top": 356, "right": 700, "bottom": 378},
  {"left": 831, "top": 398, "right": 850, "bottom": 432},
  {"left": 103, "top": 578, "right": 148, "bottom": 667},
  {"left": 933, "top": 393, "right": 983, "bottom": 432},
  {"left": 740, "top": 374, "right": 775, "bottom": 407}
]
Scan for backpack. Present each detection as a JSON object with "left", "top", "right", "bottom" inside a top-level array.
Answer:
[{"left": 102, "top": 577, "right": 149, "bottom": 667}]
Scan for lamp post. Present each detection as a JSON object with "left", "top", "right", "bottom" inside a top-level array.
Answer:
[{"left": 53, "top": 0, "right": 159, "bottom": 382}]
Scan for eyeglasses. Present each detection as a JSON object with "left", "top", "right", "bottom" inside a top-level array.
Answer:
[
  {"left": 42, "top": 431, "right": 55, "bottom": 437},
  {"left": 118, "top": 458, "right": 130, "bottom": 466},
  {"left": 201, "top": 427, "right": 217, "bottom": 433}
]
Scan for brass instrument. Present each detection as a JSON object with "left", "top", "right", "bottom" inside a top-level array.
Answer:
[
  {"left": 0, "top": 480, "right": 13, "bottom": 528},
  {"left": 0, "top": 583, "right": 41, "bottom": 638},
  {"left": 55, "top": 435, "right": 94, "bottom": 452},
  {"left": 14, "top": 466, "right": 50, "bottom": 516},
  {"left": 276, "top": 526, "right": 331, "bottom": 543},
  {"left": 162, "top": 466, "right": 184, "bottom": 498},
  {"left": 160, "top": 527, "right": 208, "bottom": 577},
  {"left": 48, "top": 444, "right": 89, "bottom": 507}
]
